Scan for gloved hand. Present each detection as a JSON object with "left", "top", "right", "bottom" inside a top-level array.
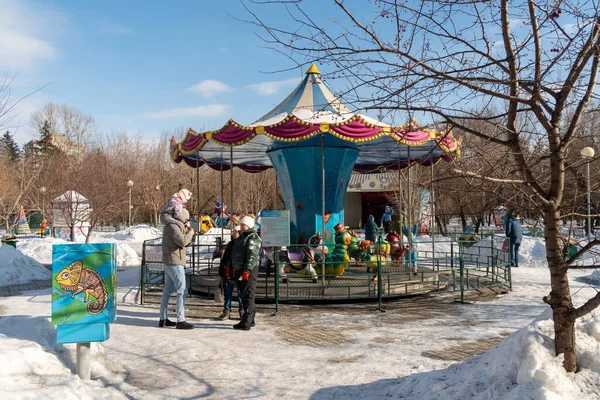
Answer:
[
  {"left": 241, "top": 270, "right": 250, "bottom": 281},
  {"left": 225, "top": 268, "right": 232, "bottom": 278}
]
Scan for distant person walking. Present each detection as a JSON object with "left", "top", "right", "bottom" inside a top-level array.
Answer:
[
  {"left": 159, "top": 208, "right": 195, "bottom": 329},
  {"left": 505, "top": 210, "right": 523, "bottom": 267},
  {"left": 381, "top": 205, "right": 394, "bottom": 233},
  {"left": 229, "top": 215, "right": 262, "bottom": 330},
  {"left": 364, "top": 215, "right": 379, "bottom": 242}
]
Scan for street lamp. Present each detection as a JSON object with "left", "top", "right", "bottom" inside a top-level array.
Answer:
[
  {"left": 39, "top": 186, "right": 46, "bottom": 217},
  {"left": 581, "top": 147, "right": 595, "bottom": 238},
  {"left": 127, "top": 180, "right": 134, "bottom": 228}
]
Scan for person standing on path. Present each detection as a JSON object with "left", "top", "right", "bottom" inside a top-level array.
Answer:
[
  {"left": 381, "top": 205, "right": 394, "bottom": 233},
  {"left": 229, "top": 215, "right": 262, "bottom": 331},
  {"left": 504, "top": 210, "right": 523, "bottom": 267},
  {"left": 364, "top": 215, "right": 379, "bottom": 242},
  {"left": 159, "top": 208, "right": 195, "bottom": 330},
  {"left": 218, "top": 226, "right": 244, "bottom": 320}
]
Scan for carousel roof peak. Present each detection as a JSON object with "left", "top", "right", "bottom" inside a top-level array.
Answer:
[{"left": 305, "top": 64, "right": 321, "bottom": 75}]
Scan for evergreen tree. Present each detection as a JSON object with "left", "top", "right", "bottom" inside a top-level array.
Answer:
[
  {"left": 0, "top": 130, "right": 20, "bottom": 163},
  {"left": 38, "top": 120, "right": 55, "bottom": 154}
]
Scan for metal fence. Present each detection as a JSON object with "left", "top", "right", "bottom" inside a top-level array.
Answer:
[{"left": 140, "top": 231, "right": 511, "bottom": 309}]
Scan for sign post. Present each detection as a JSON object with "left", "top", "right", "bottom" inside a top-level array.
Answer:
[
  {"left": 259, "top": 210, "right": 290, "bottom": 315},
  {"left": 52, "top": 243, "right": 117, "bottom": 380},
  {"left": 260, "top": 210, "right": 290, "bottom": 247}
]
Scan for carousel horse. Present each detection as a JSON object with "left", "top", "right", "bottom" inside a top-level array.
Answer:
[
  {"left": 387, "top": 231, "right": 406, "bottom": 266},
  {"left": 347, "top": 230, "right": 372, "bottom": 264},
  {"left": 313, "top": 223, "right": 352, "bottom": 277},
  {"left": 366, "top": 235, "right": 391, "bottom": 272},
  {"left": 200, "top": 215, "right": 216, "bottom": 233},
  {"left": 278, "top": 243, "right": 319, "bottom": 283},
  {"left": 402, "top": 224, "right": 419, "bottom": 273}
]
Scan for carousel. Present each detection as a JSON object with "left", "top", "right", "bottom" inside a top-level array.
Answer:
[{"left": 141, "top": 65, "right": 507, "bottom": 304}]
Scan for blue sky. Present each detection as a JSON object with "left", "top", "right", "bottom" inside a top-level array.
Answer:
[
  {"left": 1, "top": 0, "right": 581, "bottom": 145},
  {"left": 0, "top": 0, "right": 329, "bottom": 144}
]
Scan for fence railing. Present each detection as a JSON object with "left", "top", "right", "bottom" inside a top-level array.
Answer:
[{"left": 140, "top": 232, "right": 512, "bottom": 309}]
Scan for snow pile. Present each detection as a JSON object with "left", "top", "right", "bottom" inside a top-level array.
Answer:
[
  {"left": 0, "top": 245, "right": 51, "bottom": 287},
  {"left": 317, "top": 309, "right": 600, "bottom": 399},
  {"left": 516, "top": 236, "right": 550, "bottom": 268},
  {"left": 91, "top": 225, "right": 162, "bottom": 256},
  {"left": 0, "top": 314, "right": 127, "bottom": 399},
  {"left": 17, "top": 237, "right": 69, "bottom": 265},
  {"left": 17, "top": 236, "right": 140, "bottom": 268},
  {"left": 582, "top": 270, "right": 600, "bottom": 285}
]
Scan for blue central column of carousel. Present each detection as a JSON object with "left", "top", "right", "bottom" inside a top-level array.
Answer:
[{"left": 268, "top": 145, "right": 359, "bottom": 245}]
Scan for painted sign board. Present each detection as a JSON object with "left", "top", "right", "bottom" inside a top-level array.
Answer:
[
  {"left": 52, "top": 243, "right": 117, "bottom": 344},
  {"left": 260, "top": 210, "right": 290, "bottom": 247}
]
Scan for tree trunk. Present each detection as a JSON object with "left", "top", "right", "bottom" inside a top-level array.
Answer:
[
  {"left": 544, "top": 208, "right": 577, "bottom": 372},
  {"left": 70, "top": 226, "right": 75, "bottom": 242},
  {"left": 459, "top": 209, "right": 467, "bottom": 232},
  {"left": 435, "top": 216, "right": 447, "bottom": 235}
]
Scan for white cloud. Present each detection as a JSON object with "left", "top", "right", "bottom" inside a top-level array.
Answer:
[
  {"left": 509, "top": 18, "right": 523, "bottom": 29},
  {"left": 563, "top": 24, "right": 577, "bottom": 36},
  {"left": 247, "top": 77, "right": 301, "bottom": 96},
  {"left": 143, "top": 104, "right": 230, "bottom": 119},
  {"left": 217, "top": 47, "right": 230, "bottom": 52},
  {"left": 186, "top": 80, "right": 233, "bottom": 98},
  {"left": 0, "top": 0, "right": 62, "bottom": 70}
]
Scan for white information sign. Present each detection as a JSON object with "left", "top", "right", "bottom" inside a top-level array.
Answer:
[
  {"left": 260, "top": 210, "right": 290, "bottom": 247},
  {"left": 145, "top": 247, "right": 163, "bottom": 263}
]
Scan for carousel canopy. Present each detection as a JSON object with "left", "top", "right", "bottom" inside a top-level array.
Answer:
[{"left": 171, "top": 64, "right": 461, "bottom": 173}]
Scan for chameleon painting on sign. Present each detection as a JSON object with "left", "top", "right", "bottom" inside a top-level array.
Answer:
[{"left": 52, "top": 243, "right": 117, "bottom": 327}]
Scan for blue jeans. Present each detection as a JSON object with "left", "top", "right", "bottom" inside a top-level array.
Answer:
[
  {"left": 160, "top": 265, "right": 186, "bottom": 322},
  {"left": 223, "top": 281, "right": 243, "bottom": 311},
  {"left": 510, "top": 241, "right": 521, "bottom": 266}
]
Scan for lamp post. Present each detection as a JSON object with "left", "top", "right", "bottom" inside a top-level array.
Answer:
[
  {"left": 127, "top": 180, "right": 134, "bottom": 228},
  {"left": 581, "top": 147, "right": 595, "bottom": 238},
  {"left": 39, "top": 186, "right": 47, "bottom": 217}
]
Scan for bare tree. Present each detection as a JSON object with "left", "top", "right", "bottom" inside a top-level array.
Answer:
[
  {"left": 247, "top": 0, "right": 600, "bottom": 372},
  {"left": 30, "top": 103, "right": 96, "bottom": 150},
  {"left": 0, "top": 156, "right": 42, "bottom": 231}
]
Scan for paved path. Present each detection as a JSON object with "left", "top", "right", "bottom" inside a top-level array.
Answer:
[{"left": 0, "top": 280, "right": 51, "bottom": 297}]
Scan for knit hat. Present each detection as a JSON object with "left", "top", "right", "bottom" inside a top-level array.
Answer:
[
  {"left": 239, "top": 215, "right": 255, "bottom": 229},
  {"left": 176, "top": 189, "right": 192, "bottom": 203},
  {"left": 233, "top": 225, "right": 241, "bottom": 232}
]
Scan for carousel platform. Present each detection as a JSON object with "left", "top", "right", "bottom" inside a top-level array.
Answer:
[{"left": 139, "top": 266, "right": 446, "bottom": 303}]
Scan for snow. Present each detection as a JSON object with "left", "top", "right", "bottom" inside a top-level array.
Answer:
[
  {"left": 0, "top": 245, "right": 51, "bottom": 286},
  {"left": 2, "top": 227, "right": 600, "bottom": 398},
  {"left": 14, "top": 225, "right": 162, "bottom": 268}
]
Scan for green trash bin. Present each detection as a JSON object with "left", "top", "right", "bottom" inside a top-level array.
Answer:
[{"left": 1, "top": 234, "right": 18, "bottom": 248}]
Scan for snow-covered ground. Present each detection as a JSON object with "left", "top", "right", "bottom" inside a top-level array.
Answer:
[
  {"left": 14, "top": 225, "right": 162, "bottom": 269},
  {"left": 0, "top": 245, "right": 51, "bottom": 286},
  {"left": 1, "top": 227, "right": 600, "bottom": 399}
]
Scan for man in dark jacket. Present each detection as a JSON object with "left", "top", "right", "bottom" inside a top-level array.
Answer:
[
  {"left": 229, "top": 215, "right": 262, "bottom": 330},
  {"left": 218, "top": 226, "right": 243, "bottom": 320},
  {"left": 160, "top": 208, "right": 195, "bottom": 329},
  {"left": 505, "top": 210, "right": 523, "bottom": 267}
]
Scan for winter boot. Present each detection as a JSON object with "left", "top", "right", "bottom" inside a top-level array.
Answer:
[
  {"left": 239, "top": 311, "right": 243, "bottom": 320},
  {"left": 218, "top": 309, "right": 230, "bottom": 320},
  {"left": 233, "top": 322, "right": 251, "bottom": 331},
  {"left": 176, "top": 321, "right": 195, "bottom": 330},
  {"left": 159, "top": 319, "right": 177, "bottom": 328}
]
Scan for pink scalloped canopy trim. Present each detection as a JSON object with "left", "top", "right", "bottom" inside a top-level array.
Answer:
[{"left": 172, "top": 117, "right": 460, "bottom": 158}]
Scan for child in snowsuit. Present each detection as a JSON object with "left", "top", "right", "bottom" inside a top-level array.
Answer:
[{"left": 161, "top": 188, "right": 192, "bottom": 225}]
